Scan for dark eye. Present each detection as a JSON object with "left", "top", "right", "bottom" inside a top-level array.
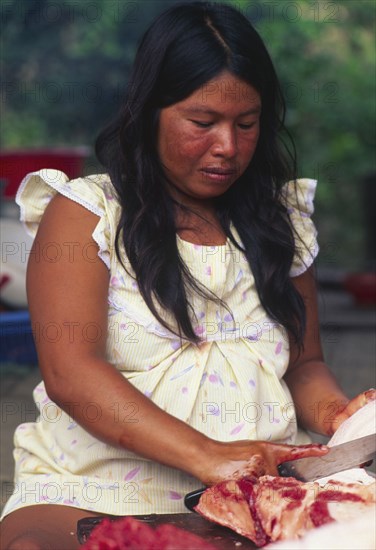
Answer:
[
  {"left": 238, "top": 122, "right": 255, "bottom": 130},
  {"left": 191, "top": 120, "right": 212, "bottom": 128}
]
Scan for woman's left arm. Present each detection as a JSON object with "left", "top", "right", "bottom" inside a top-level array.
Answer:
[{"left": 284, "top": 267, "right": 375, "bottom": 436}]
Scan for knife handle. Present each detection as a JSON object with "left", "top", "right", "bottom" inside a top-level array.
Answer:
[
  {"left": 277, "top": 462, "right": 304, "bottom": 480},
  {"left": 184, "top": 487, "right": 206, "bottom": 512}
]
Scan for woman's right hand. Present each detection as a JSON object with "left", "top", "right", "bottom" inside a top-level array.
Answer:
[{"left": 196, "top": 439, "right": 328, "bottom": 486}]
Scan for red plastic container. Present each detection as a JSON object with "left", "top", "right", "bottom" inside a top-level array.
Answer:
[
  {"left": 0, "top": 148, "right": 89, "bottom": 198},
  {"left": 343, "top": 272, "right": 376, "bottom": 306}
]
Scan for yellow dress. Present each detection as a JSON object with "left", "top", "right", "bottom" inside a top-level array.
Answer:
[{"left": 2, "top": 170, "right": 319, "bottom": 517}]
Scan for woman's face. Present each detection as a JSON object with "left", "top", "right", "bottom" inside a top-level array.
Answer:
[{"left": 157, "top": 70, "right": 261, "bottom": 208}]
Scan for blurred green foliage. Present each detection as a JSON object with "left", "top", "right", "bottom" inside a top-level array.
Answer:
[
  {"left": 2, "top": 0, "right": 165, "bottom": 147},
  {"left": 234, "top": 0, "right": 375, "bottom": 269},
  {"left": 2, "top": 0, "right": 375, "bottom": 268}
]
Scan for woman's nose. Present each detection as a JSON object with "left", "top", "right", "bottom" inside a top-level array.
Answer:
[{"left": 211, "top": 127, "right": 237, "bottom": 158}]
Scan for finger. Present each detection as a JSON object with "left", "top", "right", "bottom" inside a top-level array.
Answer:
[
  {"left": 331, "top": 400, "right": 362, "bottom": 433},
  {"left": 364, "top": 388, "right": 376, "bottom": 403},
  {"left": 343, "top": 389, "right": 376, "bottom": 416},
  {"left": 330, "top": 399, "right": 363, "bottom": 433},
  {"left": 276, "top": 443, "right": 328, "bottom": 464},
  {"left": 330, "top": 389, "right": 376, "bottom": 434}
]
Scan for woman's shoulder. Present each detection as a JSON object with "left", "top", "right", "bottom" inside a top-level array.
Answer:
[
  {"left": 18, "top": 169, "right": 115, "bottom": 208},
  {"left": 16, "top": 169, "right": 119, "bottom": 270},
  {"left": 280, "top": 178, "right": 319, "bottom": 277},
  {"left": 16, "top": 170, "right": 119, "bottom": 225},
  {"left": 280, "top": 178, "right": 317, "bottom": 216}
]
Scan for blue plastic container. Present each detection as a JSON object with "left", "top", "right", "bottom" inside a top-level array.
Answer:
[{"left": 0, "top": 310, "right": 38, "bottom": 365}]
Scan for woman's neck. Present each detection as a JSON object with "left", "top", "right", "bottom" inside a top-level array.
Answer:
[{"left": 174, "top": 203, "right": 227, "bottom": 246}]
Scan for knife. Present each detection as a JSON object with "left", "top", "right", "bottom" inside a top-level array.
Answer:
[
  {"left": 184, "top": 434, "right": 375, "bottom": 511},
  {"left": 277, "top": 433, "right": 375, "bottom": 481}
]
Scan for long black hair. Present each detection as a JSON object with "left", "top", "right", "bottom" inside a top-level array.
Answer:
[{"left": 95, "top": 1, "right": 307, "bottom": 348}]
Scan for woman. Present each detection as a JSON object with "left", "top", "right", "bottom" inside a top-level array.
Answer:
[{"left": 1, "top": 2, "right": 373, "bottom": 549}]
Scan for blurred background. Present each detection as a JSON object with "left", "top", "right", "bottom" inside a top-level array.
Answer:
[
  {"left": 2, "top": 0, "right": 375, "bottom": 270},
  {"left": 0, "top": 0, "right": 375, "bottom": 509}
]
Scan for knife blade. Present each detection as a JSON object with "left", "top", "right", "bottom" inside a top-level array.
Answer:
[{"left": 277, "top": 433, "right": 376, "bottom": 482}]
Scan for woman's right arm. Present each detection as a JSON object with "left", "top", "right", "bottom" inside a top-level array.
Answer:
[{"left": 27, "top": 194, "right": 326, "bottom": 486}]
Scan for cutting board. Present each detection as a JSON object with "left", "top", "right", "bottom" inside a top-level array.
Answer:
[{"left": 79, "top": 512, "right": 258, "bottom": 549}]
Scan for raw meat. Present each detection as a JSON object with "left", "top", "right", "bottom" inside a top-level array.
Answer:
[
  {"left": 196, "top": 400, "right": 376, "bottom": 547},
  {"left": 81, "top": 515, "right": 219, "bottom": 550},
  {"left": 195, "top": 475, "right": 376, "bottom": 547}
]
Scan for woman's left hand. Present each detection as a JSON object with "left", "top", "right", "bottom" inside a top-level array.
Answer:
[{"left": 329, "top": 388, "right": 376, "bottom": 435}]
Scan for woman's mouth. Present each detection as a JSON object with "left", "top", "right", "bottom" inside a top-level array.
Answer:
[{"left": 200, "top": 167, "right": 237, "bottom": 182}]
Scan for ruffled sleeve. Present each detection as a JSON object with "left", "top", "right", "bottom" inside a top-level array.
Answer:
[
  {"left": 281, "top": 178, "right": 319, "bottom": 277},
  {"left": 15, "top": 169, "right": 117, "bottom": 270}
]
